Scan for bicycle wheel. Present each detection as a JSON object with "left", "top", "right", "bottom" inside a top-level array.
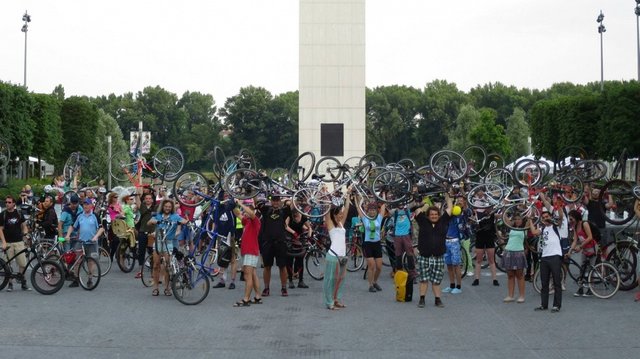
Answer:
[
  {"left": 98, "top": 247, "right": 112, "bottom": 276},
  {"left": 462, "top": 145, "right": 487, "bottom": 177},
  {"left": 173, "top": 171, "right": 208, "bottom": 207},
  {"left": 213, "top": 146, "right": 226, "bottom": 180},
  {"left": 109, "top": 150, "right": 135, "bottom": 183},
  {"left": 565, "top": 258, "right": 582, "bottom": 283},
  {"left": 357, "top": 195, "right": 378, "bottom": 220},
  {"left": 314, "top": 156, "right": 343, "bottom": 183},
  {"left": 605, "top": 244, "right": 638, "bottom": 291},
  {"left": 117, "top": 245, "right": 136, "bottom": 273},
  {"left": 293, "top": 188, "right": 332, "bottom": 218},
  {"left": 599, "top": 179, "right": 635, "bottom": 225},
  {"left": 429, "top": 149, "right": 468, "bottom": 182},
  {"left": 172, "top": 267, "right": 211, "bottom": 305},
  {"left": 305, "top": 250, "right": 326, "bottom": 280},
  {"left": 63, "top": 152, "right": 79, "bottom": 182},
  {"left": 223, "top": 168, "right": 264, "bottom": 200},
  {"left": 0, "top": 259, "right": 10, "bottom": 290},
  {"left": 153, "top": 146, "right": 184, "bottom": 181},
  {"left": 289, "top": 152, "right": 316, "bottom": 183},
  {"left": 485, "top": 153, "right": 505, "bottom": 173},
  {"left": 30, "top": 260, "right": 65, "bottom": 295},
  {"left": 237, "top": 148, "right": 257, "bottom": 170},
  {"left": 587, "top": 262, "right": 620, "bottom": 299},
  {"left": 460, "top": 246, "right": 470, "bottom": 278},
  {"left": 141, "top": 253, "right": 154, "bottom": 287},
  {"left": 502, "top": 204, "right": 541, "bottom": 230},
  {"left": 633, "top": 185, "right": 640, "bottom": 200},
  {"left": 359, "top": 153, "right": 385, "bottom": 168},
  {"left": 466, "top": 184, "right": 504, "bottom": 210},
  {"left": 494, "top": 243, "right": 506, "bottom": 273},
  {"left": 483, "top": 167, "right": 515, "bottom": 188},
  {"left": 512, "top": 159, "right": 543, "bottom": 187},
  {"left": 346, "top": 243, "right": 364, "bottom": 272},
  {"left": 78, "top": 257, "right": 101, "bottom": 291},
  {"left": 371, "top": 170, "right": 410, "bottom": 204},
  {"left": 557, "top": 174, "right": 584, "bottom": 203},
  {"left": 532, "top": 266, "right": 566, "bottom": 294},
  {"left": 574, "top": 160, "right": 608, "bottom": 183},
  {"left": 396, "top": 158, "right": 416, "bottom": 171}
]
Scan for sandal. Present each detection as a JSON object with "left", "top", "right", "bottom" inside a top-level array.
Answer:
[
  {"left": 251, "top": 297, "right": 263, "bottom": 304},
  {"left": 334, "top": 302, "right": 346, "bottom": 309},
  {"left": 233, "top": 299, "right": 251, "bottom": 307},
  {"left": 164, "top": 288, "right": 172, "bottom": 296},
  {"left": 152, "top": 289, "right": 159, "bottom": 296}
]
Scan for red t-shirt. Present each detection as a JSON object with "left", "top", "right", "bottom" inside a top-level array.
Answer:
[
  {"left": 241, "top": 216, "right": 261, "bottom": 256},
  {"left": 178, "top": 202, "right": 196, "bottom": 221}
]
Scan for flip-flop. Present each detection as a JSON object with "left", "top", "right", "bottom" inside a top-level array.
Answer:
[
  {"left": 251, "top": 297, "right": 263, "bottom": 304},
  {"left": 152, "top": 289, "right": 159, "bottom": 296},
  {"left": 334, "top": 302, "right": 346, "bottom": 309},
  {"left": 164, "top": 288, "right": 172, "bottom": 296}
]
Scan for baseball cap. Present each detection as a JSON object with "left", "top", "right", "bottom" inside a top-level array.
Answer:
[
  {"left": 83, "top": 198, "right": 93, "bottom": 205},
  {"left": 69, "top": 194, "right": 80, "bottom": 204}
]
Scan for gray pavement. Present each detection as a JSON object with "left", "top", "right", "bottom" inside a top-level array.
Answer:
[{"left": 2, "top": 263, "right": 640, "bottom": 359}]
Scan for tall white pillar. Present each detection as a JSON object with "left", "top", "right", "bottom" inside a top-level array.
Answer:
[{"left": 299, "top": 0, "right": 366, "bottom": 162}]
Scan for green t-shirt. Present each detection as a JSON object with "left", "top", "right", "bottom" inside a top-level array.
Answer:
[
  {"left": 123, "top": 204, "right": 135, "bottom": 228},
  {"left": 505, "top": 229, "right": 525, "bottom": 251}
]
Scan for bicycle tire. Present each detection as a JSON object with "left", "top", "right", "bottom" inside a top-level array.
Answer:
[
  {"left": 460, "top": 246, "right": 470, "bottom": 278},
  {"left": 557, "top": 174, "right": 584, "bottom": 203},
  {"left": 396, "top": 158, "right": 416, "bottom": 171},
  {"left": 314, "top": 156, "right": 343, "bottom": 183},
  {"left": 173, "top": 171, "right": 208, "bottom": 207},
  {"left": 371, "top": 170, "right": 410, "bottom": 204},
  {"left": 223, "top": 168, "right": 264, "bottom": 200},
  {"left": 587, "top": 262, "right": 620, "bottom": 299},
  {"left": 213, "top": 146, "right": 226, "bottom": 180},
  {"left": 359, "top": 153, "right": 385, "bottom": 168},
  {"left": 532, "top": 266, "right": 566, "bottom": 294},
  {"left": 483, "top": 167, "right": 515, "bottom": 188},
  {"left": 485, "top": 153, "right": 505, "bottom": 173},
  {"left": 78, "top": 257, "right": 101, "bottom": 291},
  {"left": 109, "top": 150, "right": 135, "bottom": 183},
  {"left": 346, "top": 243, "right": 364, "bottom": 272},
  {"left": 466, "top": 184, "right": 504, "bottom": 210},
  {"left": 605, "top": 243, "right": 638, "bottom": 291},
  {"left": 305, "top": 250, "right": 326, "bottom": 280},
  {"left": 462, "top": 145, "right": 487, "bottom": 177},
  {"left": 357, "top": 196, "right": 378, "bottom": 220},
  {"left": 599, "top": 179, "right": 635, "bottom": 225},
  {"left": 574, "top": 160, "right": 608, "bottom": 183},
  {"left": 555, "top": 146, "right": 588, "bottom": 171},
  {"left": 172, "top": 267, "right": 211, "bottom": 305},
  {"left": 237, "top": 148, "right": 257, "bottom": 171},
  {"left": 429, "top": 149, "right": 468, "bottom": 182},
  {"left": 293, "top": 187, "right": 332, "bottom": 218},
  {"left": 512, "top": 159, "right": 543, "bottom": 187},
  {"left": 153, "top": 146, "right": 184, "bottom": 181},
  {"left": 98, "top": 247, "right": 112, "bottom": 276},
  {"left": 30, "top": 260, "right": 65, "bottom": 295},
  {"left": 565, "top": 257, "right": 582, "bottom": 283},
  {"left": 141, "top": 253, "right": 154, "bottom": 287},
  {"left": 494, "top": 243, "right": 506, "bottom": 273},
  {"left": 289, "top": 152, "right": 316, "bottom": 183},
  {"left": 63, "top": 152, "right": 80, "bottom": 182},
  {"left": 501, "top": 204, "right": 541, "bottom": 231},
  {"left": 0, "top": 259, "right": 10, "bottom": 290},
  {"left": 117, "top": 245, "right": 136, "bottom": 273}
]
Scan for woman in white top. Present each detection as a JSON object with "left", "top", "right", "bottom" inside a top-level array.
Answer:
[{"left": 322, "top": 187, "right": 352, "bottom": 310}]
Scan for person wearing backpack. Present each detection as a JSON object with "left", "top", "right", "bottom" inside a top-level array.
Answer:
[
  {"left": 390, "top": 205, "right": 415, "bottom": 279},
  {"left": 567, "top": 209, "right": 597, "bottom": 297}
]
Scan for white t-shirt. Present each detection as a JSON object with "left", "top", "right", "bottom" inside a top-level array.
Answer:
[
  {"left": 328, "top": 227, "right": 346, "bottom": 257},
  {"left": 540, "top": 225, "right": 563, "bottom": 257},
  {"left": 555, "top": 208, "right": 569, "bottom": 239}
]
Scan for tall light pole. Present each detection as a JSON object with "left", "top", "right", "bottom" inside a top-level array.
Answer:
[
  {"left": 597, "top": 10, "right": 606, "bottom": 92},
  {"left": 21, "top": 10, "right": 31, "bottom": 88},
  {"left": 635, "top": 1, "right": 640, "bottom": 81}
]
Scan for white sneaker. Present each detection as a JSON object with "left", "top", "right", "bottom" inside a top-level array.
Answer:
[{"left": 442, "top": 287, "right": 452, "bottom": 293}]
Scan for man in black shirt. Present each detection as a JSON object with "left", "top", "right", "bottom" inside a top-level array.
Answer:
[
  {"left": 259, "top": 194, "right": 292, "bottom": 297},
  {"left": 413, "top": 193, "right": 453, "bottom": 308},
  {"left": 1, "top": 195, "right": 30, "bottom": 291},
  {"left": 582, "top": 183, "right": 611, "bottom": 229}
]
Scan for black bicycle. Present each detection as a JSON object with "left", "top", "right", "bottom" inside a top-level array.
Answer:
[{"left": 1, "top": 245, "right": 65, "bottom": 295}]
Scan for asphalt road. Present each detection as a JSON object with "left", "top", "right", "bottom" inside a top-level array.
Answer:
[{"left": 2, "top": 261, "right": 640, "bottom": 359}]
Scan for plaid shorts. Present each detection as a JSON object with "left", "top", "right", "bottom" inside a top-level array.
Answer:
[
  {"left": 242, "top": 254, "right": 259, "bottom": 268},
  {"left": 416, "top": 255, "right": 445, "bottom": 285}
]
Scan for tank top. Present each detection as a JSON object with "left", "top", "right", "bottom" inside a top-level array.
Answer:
[
  {"left": 328, "top": 226, "right": 346, "bottom": 257},
  {"left": 505, "top": 229, "right": 525, "bottom": 251},
  {"left": 576, "top": 222, "right": 595, "bottom": 254}
]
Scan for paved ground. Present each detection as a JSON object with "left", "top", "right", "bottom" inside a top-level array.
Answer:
[{"left": 2, "top": 261, "right": 640, "bottom": 359}]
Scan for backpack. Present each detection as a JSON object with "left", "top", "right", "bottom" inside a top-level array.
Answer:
[
  {"left": 394, "top": 270, "right": 413, "bottom": 302},
  {"left": 393, "top": 209, "right": 411, "bottom": 236}
]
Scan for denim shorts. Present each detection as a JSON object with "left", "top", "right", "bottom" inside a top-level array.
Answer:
[{"left": 444, "top": 238, "right": 462, "bottom": 266}]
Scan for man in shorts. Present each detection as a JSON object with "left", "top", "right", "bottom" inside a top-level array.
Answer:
[
  {"left": 442, "top": 205, "right": 464, "bottom": 294},
  {"left": 66, "top": 199, "right": 105, "bottom": 288},
  {"left": 233, "top": 199, "right": 262, "bottom": 307},
  {"left": 1, "top": 195, "right": 31, "bottom": 291},
  {"left": 413, "top": 192, "right": 453, "bottom": 308},
  {"left": 259, "top": 194, "right": 291, "bottom": 297}
]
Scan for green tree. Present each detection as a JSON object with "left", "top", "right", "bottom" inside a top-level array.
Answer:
[
  {"left": 177, "top": 91, "right": 222, "bottom": 168},
  {"left": 447, "top": 104, "right": 480, "bottom": 152},
  {"left": 0, "top": 82, "right": 36, "bottom": 159},
  {"left": 469, "top": 108, "right": 511, "bottom": 158},
  {"left": 31, "top": 93, "right": 63, "bottom": 171},
  {"left": 85, "top": 110, "right": 128, "bottom": 181},
  {"left": 505, "top": 107, "right": 530, "bottom": 160},
  {"left": 60, "top": 96, "right": 100, "bottom": 158}
]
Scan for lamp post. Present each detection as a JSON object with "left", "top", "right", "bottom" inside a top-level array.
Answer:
[
  {"left": 635, "top": 1, "right": 640, "bottom": 81},
  {"left": 21, "top": 10, "right": 31, "bottom": 88},
  {"left": 597, "top": 10, "right": 606, "bottom": 92}
]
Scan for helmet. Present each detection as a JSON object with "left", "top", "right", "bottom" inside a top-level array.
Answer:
[{"left": 452, "top": 205, "right": 462, "bottom": 216}]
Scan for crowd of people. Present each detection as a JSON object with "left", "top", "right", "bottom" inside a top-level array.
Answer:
[{"left": 2, "top": 176, "right": 640, "bottom": 311}]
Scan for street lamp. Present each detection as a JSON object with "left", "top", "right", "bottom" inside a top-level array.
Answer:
[
  {"left": 597, "top": 10, "right": 606, "bottom": 92},
  {"left": 635, "top": 1, "right": 640, "bottom": 81},
  {"left": 21, "top": 10, "right": 31, "bottom": 88}
]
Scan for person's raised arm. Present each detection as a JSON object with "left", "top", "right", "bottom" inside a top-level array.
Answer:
[
  {"left": 539, "top": 192, "right": 553, "bottom": 213},
  {"left": 340, "top": 186, "right": 352, "bottom": 226},
  {"left": 235, "top": 199, "right": 255, "bottom": 219},
  {"left": 444, "top": 192, "right": 453, "bottom": 217}
]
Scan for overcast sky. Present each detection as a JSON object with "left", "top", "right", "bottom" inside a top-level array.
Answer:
[{"left": 1, "top": 1, "right": 638, "bottom": 105}]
